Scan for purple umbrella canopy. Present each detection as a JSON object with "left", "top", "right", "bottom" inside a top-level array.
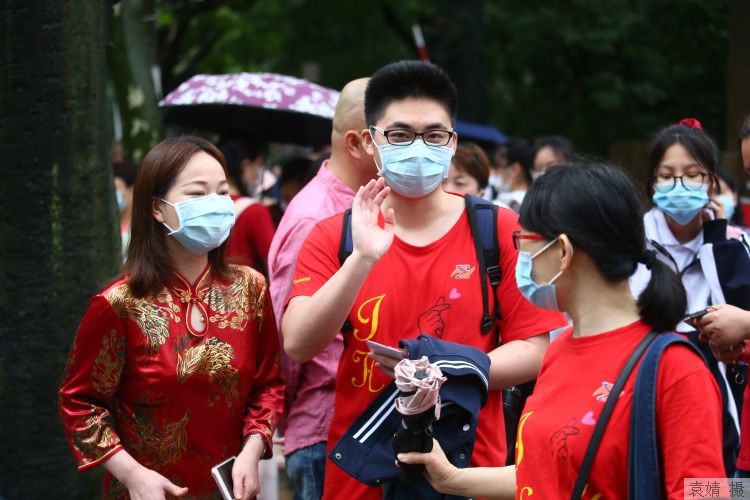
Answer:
[{"left": 159, "top": 72, "right": 341, "bottom": 146}]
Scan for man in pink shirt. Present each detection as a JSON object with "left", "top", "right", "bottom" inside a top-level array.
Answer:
[{"left": 268, "top": 77, "right": 375, "bottom": 499}]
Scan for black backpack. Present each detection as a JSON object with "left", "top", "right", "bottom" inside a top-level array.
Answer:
[{"left": 337, "top": 194, "right": 532, "bottom": 463}]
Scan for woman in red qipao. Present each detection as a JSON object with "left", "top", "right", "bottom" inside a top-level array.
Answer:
[{"left": 58, "top": 136, "right": 284, "bottom": 500}]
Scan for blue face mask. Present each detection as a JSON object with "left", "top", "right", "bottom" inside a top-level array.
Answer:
[
  {"left": 515, "top": 237, "right": 563, "bottom": 311},
  {"left": 116, "top": 191, "right": 126, "bottom": 212},
  {"left": 162, "top": 194, "right": 235, "bottom": 255},
  {"left": 373, "top": 138, "right": 453, "bottom": 198},
  {"left": 652, "top": 184, "right": 709, "bottom": 226},
  {"left": 718, "top": 194, "right": 736, "bottom": 221}
]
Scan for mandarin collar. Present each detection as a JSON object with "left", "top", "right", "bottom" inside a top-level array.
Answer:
[{"left": 168, "top": 264, "right": 213, "bottom": 304}]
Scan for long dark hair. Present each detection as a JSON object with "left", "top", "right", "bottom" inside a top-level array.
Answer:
[
  {"left": 520, "top": 162, "right": 687, "bottom": 331},
  {"left": 125, "top": 136, "right": 231, "bottom": 297}
]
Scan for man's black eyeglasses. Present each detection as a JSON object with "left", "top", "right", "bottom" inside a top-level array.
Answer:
[{"left": 370, "top": 126, "right": 454, "bottom": 147}]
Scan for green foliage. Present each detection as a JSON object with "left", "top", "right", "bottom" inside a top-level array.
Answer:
[
  {"left": 484, "top": 0, "right": 729, "bottom": 153},
  {"left": 114, "top": 0, "right": 730, "bottom": 156},
  {"left": 154, "top": 0, "right": 426, "bottom": 92}
]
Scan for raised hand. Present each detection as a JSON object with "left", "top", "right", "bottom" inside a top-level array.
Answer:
[
  {"left": 704, "top": 196, "right": 726, "bottom": 221},
  {"left": 351, "top": 177, "right": 395, "bottom": 264}
]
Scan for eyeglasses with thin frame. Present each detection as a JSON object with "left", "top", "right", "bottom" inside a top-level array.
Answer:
[
  {"left": 652, "top": 172, "right": 709, "bottom": 193},
  {"left": 370, "top": 126, "right": 455, "bottom": 147},
  {"left": 512, "top": 230, "right": 546, "bottom": 251}
]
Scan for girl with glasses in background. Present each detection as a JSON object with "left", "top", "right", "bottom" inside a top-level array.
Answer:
[{"left": 630, "top": 118, "right": 750, "bottom": 477}]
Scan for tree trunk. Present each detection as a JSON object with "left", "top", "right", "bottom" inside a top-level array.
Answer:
[
  {"left": 108, "top": 0, "right": 162, "bottom": 162},
  {"left": 0, "top": 2, "right": 121, "bottom": 498}
]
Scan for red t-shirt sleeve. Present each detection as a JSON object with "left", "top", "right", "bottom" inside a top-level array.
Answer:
[
  {"left": 286, "top": 215, "right": 343, "bottom": 305},
  {"left": 657, "top": 344, "right": 727, "bottom": 498},
  {"left": 494, "top": 207, "right": 568, "bottom": 343}
]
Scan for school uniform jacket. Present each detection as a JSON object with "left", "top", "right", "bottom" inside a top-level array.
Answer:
[{"left": 329, "top": 334, "right": 490, "bottom": 500}]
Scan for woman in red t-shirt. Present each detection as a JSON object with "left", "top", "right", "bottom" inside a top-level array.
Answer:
[{"left": 399, "top": 162, "right": 726, "bottom": 499}]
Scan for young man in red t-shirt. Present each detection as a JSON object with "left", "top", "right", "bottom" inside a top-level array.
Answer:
[{"left": 282, "top": 60, "right": 566, "bottom": 499}]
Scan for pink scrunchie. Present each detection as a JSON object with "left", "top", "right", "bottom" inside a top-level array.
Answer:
[{"left": 394, "top": 356, "right": 447, "bottom": 419}]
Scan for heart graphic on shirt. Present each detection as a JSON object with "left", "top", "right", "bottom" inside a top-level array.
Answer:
[
  {"left": 449, "top": 288, "right": 461, "bottom": 299},
  {"left": 581, "top": 411, "right": 596, "bottom": 426}
]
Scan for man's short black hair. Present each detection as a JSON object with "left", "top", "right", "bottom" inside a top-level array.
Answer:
[{"left": 365, "top": 60, "right": 458, "bottom": 127}]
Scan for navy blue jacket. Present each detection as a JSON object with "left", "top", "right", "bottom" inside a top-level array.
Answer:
[{"left": 329, "top": 334, "right": 490, "bottom": 500}]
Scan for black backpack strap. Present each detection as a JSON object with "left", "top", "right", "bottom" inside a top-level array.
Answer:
[
  {"left": 465, "top": 195, "right": 501, "bottom": 338},
  {"left": 571, "top": 329, "right": 659, "bottom": 499},
  {"left": 338, "top": 208, "right": 354, "bottom": 266},
  {"left": 338, "top": 208, "right": 354, "bottom": 333}
]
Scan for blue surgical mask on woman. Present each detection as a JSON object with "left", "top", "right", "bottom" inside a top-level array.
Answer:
[
  {"left": 161, "top": 194, "right": 235, "bottom": 254},
  {"left": 372, "top": 138, "right": 453, "bottom": 197},
  {"left": 717, "top": 193, "right": 736, "bottom": 221},
  {"left": 515, "top": 237, "right": 564, "bottom": 311},
  {"left": 652, "top": 184, "right": 709, "bottom": 226}
]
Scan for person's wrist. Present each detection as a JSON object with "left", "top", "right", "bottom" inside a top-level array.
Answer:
[
  {"left": 243, "top": 432, "right": 266, "bottom": 457},
  {"left": 119, "top": 461, "right": 146, "bottom": 489},
  {"left": 350, "top": 249, "right": 380, "bottom": 269},
  {"left": 441, "top": 464, "right": 464, "bottom": 496}
]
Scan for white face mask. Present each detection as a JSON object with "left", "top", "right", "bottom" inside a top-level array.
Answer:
[
  {"left": 531, "top": 170, "right": 545, "bottom": 182},
  {"left": 489, "top": 172, "right": 512, "bottom": 194}
]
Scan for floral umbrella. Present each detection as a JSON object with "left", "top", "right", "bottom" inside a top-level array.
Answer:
[{"left": 159, "top": 72, "right": 340, "bottom": 146}]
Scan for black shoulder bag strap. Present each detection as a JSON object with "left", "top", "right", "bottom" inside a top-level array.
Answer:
[
  {"left": 338, "top": 208, "right": 354, "bottom": 333},
  {"left": 338, "top": 208, "right": 354, "bottom": 265},
  {"left": 570, "top": 329, "right": 659, "bottom": 499},
  {"left": 465, "top": 195, "right": 501, "bottom": 340}
]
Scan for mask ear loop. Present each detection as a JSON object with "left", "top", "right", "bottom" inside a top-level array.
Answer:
[
  {"left": 530, "top": 236, "right": 560, "bottom": 259},
  {"left": 160, "top": 198, "right": 182, "bottom": 235},
  {"left": 531, "top": 236, "right": 569, "bottom": 286},
  {"left": 368, "top": 128, "right": 385, "bottom": 175}
]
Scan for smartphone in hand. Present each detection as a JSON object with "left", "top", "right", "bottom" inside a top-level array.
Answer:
[
  {"left": 211, "top": 456, "right": 235, "bottom": 500},
  {"left": 365, "top": 339, "right": 407, "bottom": 360},
  {"left": 684, "top": 308, "right": 710, "bottom": 328}
]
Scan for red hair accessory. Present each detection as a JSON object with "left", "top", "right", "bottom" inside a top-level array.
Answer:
[{"left": 677, "top": 117, "right": 703, "bottom": 130}]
